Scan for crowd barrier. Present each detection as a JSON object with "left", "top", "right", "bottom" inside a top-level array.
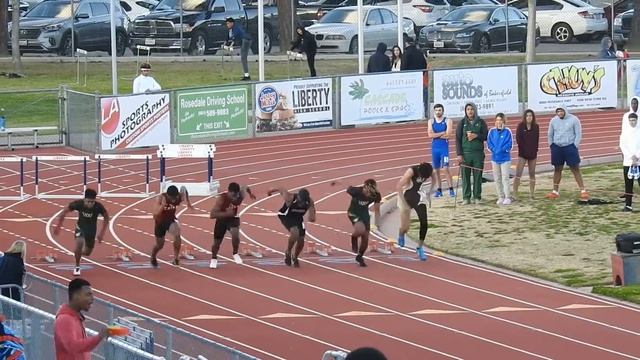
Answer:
[{"left": 62, "top": 58, "right": 634, "bottom": 153}]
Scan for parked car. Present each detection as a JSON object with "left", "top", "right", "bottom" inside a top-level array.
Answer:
[
  {"left": 612, "top": 9, "right": 632, "bottom": 47},
  {"left": 10, "top": 0, "right": 128, "bottom": 56},
  {"left": 510, "top": 0, "right": 607, "bottom": 43},
  {"left": 306, "top": 6, "right": 415, "bottom": 53},
  {"left": 418, "top": 5, "right": 539, "bottom": 53},
  {"left": 7, "top": 1, "right": 30, "bottom": 19},
  {"left": 602, "top": 0, "right": 634, "bottom": 35}
]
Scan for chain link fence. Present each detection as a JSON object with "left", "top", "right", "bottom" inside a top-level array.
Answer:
[{"left": 65, "top": 88, "right": 99, "bottom": 152}]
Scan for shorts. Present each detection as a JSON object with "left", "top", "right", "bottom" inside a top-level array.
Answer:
[
  {"left": 348, "top": 213, "right": 370, "bottom": 231},
  {"left": 550, "top": 143, "right": 580, "bottom": 168},
  {"left": 432, "top": 145, "right": 449, "bottom": 169},
  {"left": 214, "top": 217, "right": 240, "bottom": 240},
  {"left": 403, "top": 191, "right": 421, "bottom": 209},
  {"left": 279, "top": 216, "right": 306, "bottom": 237},
  {"left": 75, "top": 226, "right": 96, "bottom": 249},
  {"left": 154, "top": 220, "right": 176, "bottom": 238}
]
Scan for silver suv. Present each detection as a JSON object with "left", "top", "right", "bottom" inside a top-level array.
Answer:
[{"left": 11, "top": 0, "right": 128, "bottom": 56}]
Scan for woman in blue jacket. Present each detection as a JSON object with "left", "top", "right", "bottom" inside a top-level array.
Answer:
[{"left": 487, "top": 113, "right": 513, "bottom": 205}]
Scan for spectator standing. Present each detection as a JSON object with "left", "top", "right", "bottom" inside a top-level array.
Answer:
[
  {"left": 132, "top": 63, "right": 161, "bottom": 94},
  {"left": 225, "top": 17, "right": 252, "bottom": 81},
  {"left": 513, "top": 109, "right": 540, "bottom": 200},
  {"left": 290, "top": 25, "right": 318, "bottom": 77},
  {"left": 390, "top": 45, "right": 402, "bottom": 71},
  {"left": 367, "top": 42, "right": 391, "bottom": 73},
  {"left": 54, "top": 278, "right": 109, "bottom": 360},
  {"left": 620, "top": 113, "right": 640, "bottom": 212},
  {"left": 455, "top": 102, "right": 488, "bottom": 205},
  {"left": 0, "top": 240, "right": 26, "bottom": 303},
  {"left": 487, "top": 113, "right": 513, "bottom": 205}
]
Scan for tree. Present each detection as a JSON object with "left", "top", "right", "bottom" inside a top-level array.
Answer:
[
  {"left": 0, "top": 0, "right": 7, "bottom": 55},
  {"left": 628, "top": 0, "right": 640, "bottom": 51},
  {"left": 525, "top": 0, "right": 536, "bottom": 63},
  {"left": 277, "top": 0, "right": 296, "bottom": 54},
  {"left": 11, "top": 0, "right": 23, "bottom": 74}
]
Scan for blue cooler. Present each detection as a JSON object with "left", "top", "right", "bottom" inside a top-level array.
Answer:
[{"left": 0, "top": 116, "right": 5, "bottom": 131}]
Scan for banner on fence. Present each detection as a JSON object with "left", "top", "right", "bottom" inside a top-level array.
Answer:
[
  {"left": 528, "top": 60, "right": 617, "bottom": 111},
  {"left": 340, "top": 72, "right": 423, "bottom": 126},
  {"left": 255, "top": 78, "right": 333, "bottom": 133},
  {"left": 100, "top": 93, "right": 171, "bottom": 150},
  {"left": 176, "top": 86, "right": 249, "bottom": 142},
  {"left": 432, "top": 66, "right": 519, "bottom": 118},
  {"left": 626, "top": 60, "right": 640, "bottom": 102}
]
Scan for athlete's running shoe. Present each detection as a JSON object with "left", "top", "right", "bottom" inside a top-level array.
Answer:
[
  {"left": 150, "top": 257, "right": 158, "bottom": 268},
  {"left": 292, "top": 258, "right": 300, "bottom": 268},
  {"left": 355, "top": 254, "right": 367, "bottom": 267},
  {"left": 172, "top": 258, "right": 179, "bottom": 266},
  {"left": 209, "top": 259, "right": 218, "bottom": 269},
  {"left": 449, "top": 188, "right": 456, "bottom": 197},
  {"left": 284, "top": 253, "right": 292, "bottom": 266},
  {"left": 397, "top": 234, "right": 405, "bottom": 248},
  {"left": 434, "top": 190, "right": 443, "bottom": 198},
  {"left": 417, "top": 247, "right": 427, "bottom": 261},
  {"left": 73, "top": 267, "right": 81, "bottom": 276},
  {"left": 233, "top": 254, "right": 243, "bottom": 265}
]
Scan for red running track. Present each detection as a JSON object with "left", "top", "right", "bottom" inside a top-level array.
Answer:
[{"left": 1, "top": 109, "right": 640, "bottom": 360}]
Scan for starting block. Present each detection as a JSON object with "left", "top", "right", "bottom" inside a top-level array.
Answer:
[
  {"left": 240, "top": 243, "right": 263, "bottom": 258},
  {"left": 305, "top": 242, "right": 331, "bottom": 257},
  {"left": 180, "top": 244, "right": 196, "bottom": 260},
  {"left": 33, "top": 250, "right": 56, "bottom": 263},
  {"left": 369, "top": 239, "right": 394, "bottom": 255},
  {"left": 108, "top": 249, "right": 132, "bottom": 262}
]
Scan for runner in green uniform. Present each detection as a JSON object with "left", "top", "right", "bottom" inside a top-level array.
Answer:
[
  {"left": 346, "top": 179, "right": 381, "bottom": 267},
  {"left": 53, "top": 189, "right": 109, "bottom": 277}
]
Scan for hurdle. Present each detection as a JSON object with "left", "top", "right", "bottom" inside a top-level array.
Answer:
[
  {"left": 75, "top": 48, "right": 88, "bottom": 86},
  {"left": 95, "top": 154, "right": 153, "bottom": 198},
  {"left": 157, "top": 144, "right": 219, "bottom": 196},
  {"left": 0, "top": 156, "right": 28, "bottom": 200},
  {"left": 32, "top": 155, "right": 89, "bottom": 199}
]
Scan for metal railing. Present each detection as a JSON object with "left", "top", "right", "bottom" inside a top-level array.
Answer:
[
  {"left": 22, "top": 273, "right": 259, "bottom": 360},
  {"left": 0, "top": 284, "right": 24, "bottom": 303},
  {"left": 0, "top": 295, "right": 165, "bottom": 359}
]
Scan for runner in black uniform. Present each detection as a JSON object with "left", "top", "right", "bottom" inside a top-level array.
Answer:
[
  {"left": 209, "top": 182, "right": 256, "bottom": 269},
  {"left": 268, "top": 187, "right": 316, "bottom": 267},
  {"left": 151, "top": 185, "right": 192, "bottom": 268},
  {"left": 347, "top": 179, "right": 381, "bottom": 267},
  {"left": 53, "top": 189, "right": 110, "bottom": 276},
  {"left": 396, "top": 162, "right": 435, "bottom": 261}
]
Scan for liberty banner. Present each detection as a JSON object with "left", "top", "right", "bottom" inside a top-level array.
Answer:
[
  {"left": 340, "top": 71, "right": 423, "bottom": 126},
  {"left": 100, "top": 93, "right": 171, "bottom": 150},
  {"left": 528, "top": 60, "right": 617, "bottom": 111},
  {"left": 432, "top": 66, "right": 519, "bottom": 118},
  {"left": 255, "top": 78, "right": 333, "bottom": 133},
  {"left": 176, "top": 86, "right": 249, "bottom": 142},
  {"left": 626, "top": 60, "right": 640, "bottom": 102}
]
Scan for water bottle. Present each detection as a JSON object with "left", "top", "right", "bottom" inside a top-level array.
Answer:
[{"left": 0, "top": 108, "right": 5, "bottom": 131}]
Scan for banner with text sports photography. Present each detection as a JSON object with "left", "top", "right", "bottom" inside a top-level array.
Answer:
[
  {"left": 176, "top": 86, "right": 249, "bottom": 142},
  {"left": 626, "top": 60, "right": 640, "bottom": 102},
  {"left": 528, "top": 60, "right": 617, "bottom": 112},
  {"left": 100, "top": 93, "right": 171, "bottom": 151},
  {"left": 432, "top": 66, "right": 519, "bottom": 118},
  {"left": 255, "top": 78, "right": 333, "bottom": 133},
  {"left": 340, "top": 71, "right": 423, "bottom": 126}
]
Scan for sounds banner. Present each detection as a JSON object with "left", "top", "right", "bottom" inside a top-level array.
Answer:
[
  {"left": 527, "top": 60, "right": 618, "bottom": 112},
  {"left": 340, "top": 71, "right": 423, "bottom": 125},
  {"left": 255, "top": 78, "right": 333, "bottom": 133},
  {"left": 432, "top": 66, "right": 519, "bottom": 118},
  {"left": 100, "top": 93, "right": 171, "bottom": 150}
]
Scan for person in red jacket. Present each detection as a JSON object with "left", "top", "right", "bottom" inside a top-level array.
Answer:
[{"left": 54, "top": 278, "right": 109, "bottom": 360}]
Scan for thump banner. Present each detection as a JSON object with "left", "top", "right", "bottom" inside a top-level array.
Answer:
[
  {"left": 626, "top": 60, "right": 640, "bottom": 102},
  {"left": 176, "top": 86, "right": 249, "bottom": 142},
  {"left": 340, "top": 71, "right": 423, "bottom": 125},
  {"left": 101, "top": 93, "right": 171, "bottom": 150},
  {"left": 528, "top": 60, "right": 617, "bottom": 111},
  {"left": 255, "top": 78, "right": 333, "bottom": 132},
  {"left": 433, "top": 66, "right": 519, "bottom": 118}
]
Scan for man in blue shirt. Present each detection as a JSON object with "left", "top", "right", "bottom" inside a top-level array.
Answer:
[{"left": 225, "top": 17, "right": 252, "bottom": 81}]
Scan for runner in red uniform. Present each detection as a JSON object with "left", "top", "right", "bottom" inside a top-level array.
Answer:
[
  {"left": 151, "top": 185, "right": 192, "bottom": 267},
  {"left": 208, "top": 182, "right": 256, "bottom": 269}
]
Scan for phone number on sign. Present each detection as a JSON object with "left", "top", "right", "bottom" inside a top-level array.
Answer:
[
  {"left": 198, "top": 108, "right": 230, "bottom": 117},
  {"left": 458, "top": 103, "right": 494, "bottom": 112}
]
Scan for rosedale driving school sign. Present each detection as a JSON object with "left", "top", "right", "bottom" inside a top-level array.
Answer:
[
  {"left": 255, "top": 78, "right": 333, "bottom": 132},
  {"left": 176, "top": 86, "right": 249, "bottom": 141}
]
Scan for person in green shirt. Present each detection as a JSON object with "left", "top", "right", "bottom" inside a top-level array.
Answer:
[
  {"left": 346, "top": 179, "right": 381, "bottom": 267},
  {"left": 455, "top": 102, "right": 488, "bottom": 205}
]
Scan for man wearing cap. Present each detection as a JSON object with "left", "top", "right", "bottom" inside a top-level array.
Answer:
[
  {"left": 546, "top": 106, "right": 589, "bottom": 200},
  {"left": 133, "top": 63, "right": 162, "bottom": 94}
]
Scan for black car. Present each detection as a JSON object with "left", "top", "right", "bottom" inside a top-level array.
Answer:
[
  {"left": 418, "top": 4, "right": 537, "bottom": 53},
  {"left": 612, "top": 9, "right": 632, "bottom": 47}
]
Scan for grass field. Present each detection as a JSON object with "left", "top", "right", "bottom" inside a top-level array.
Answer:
[
  {"left": 408, "top": 163, "right": 640, "bottom": 304},
  {"left": 0, "top": 53, "right": 596, "bottom": 128}
]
